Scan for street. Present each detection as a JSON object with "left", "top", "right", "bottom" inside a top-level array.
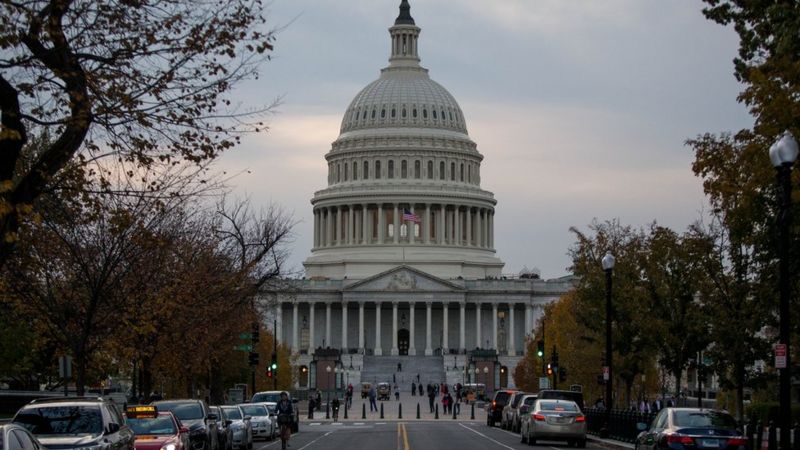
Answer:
[{"left": 252, "top": 422, "right": 609, "bottom": 450}]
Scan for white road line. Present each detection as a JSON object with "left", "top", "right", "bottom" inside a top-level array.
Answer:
[
  {"left": 309, "top": 423, "right": 321, "bottom": 426},
  {"left": 354, "top": 422, "right": 365, "bottom": 426},
  {"left": 295, "top": 431, "right": 334, "bottom": 450},
  {"left": 458, "top": 423, "right": 516, "bottom": 450},
  {"left": 254, "top": 440, "right": 279, "bottom": 450}
]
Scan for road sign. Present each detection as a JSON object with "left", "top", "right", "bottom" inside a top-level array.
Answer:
[
  {"left": 539, "top": 377, "right": 551, "bottom": 389},
  {"left": 234, "top": 344, "right": 253, "bottom": 352},
  {"left": 58, "top": 356, "right": 72, "bottom": 378},
  {"left": 238, "top": 333, "right": 251, "bottom": 340},
  {"left": 775, "top": 344, "right": 787, "bottom": 369},
  {"left": 603, "top": 366, "right": 609, "bottom": 381},
  {"left": 570, "top": 384, "right": 583, "bottom": 393}
]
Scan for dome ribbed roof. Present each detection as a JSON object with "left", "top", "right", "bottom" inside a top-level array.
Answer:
[{"left": 340, "top": 70, "right": 467, "bottom": 134}]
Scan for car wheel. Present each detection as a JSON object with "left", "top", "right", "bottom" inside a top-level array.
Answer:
[
  {"left": 528, "top": 433, "right": 536, "bottom": 446},
  {"left": 567, "top": 439, "right": 575, "bottom": 447}
]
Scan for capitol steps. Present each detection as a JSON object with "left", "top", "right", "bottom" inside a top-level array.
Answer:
[{"left": 360, "top": 356, "right": 445, "bottom": 391}]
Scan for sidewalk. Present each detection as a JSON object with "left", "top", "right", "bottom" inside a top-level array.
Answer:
[
  {"left": 300, "top": 394, "right": 484, "bottom": 423},
  {"left": 586, "top": 435, "right": 636, "bottom": 450}
]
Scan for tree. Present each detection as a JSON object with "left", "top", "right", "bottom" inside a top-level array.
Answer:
[{"left": 0, "top": 0, "right": 276, "bottom": 267}]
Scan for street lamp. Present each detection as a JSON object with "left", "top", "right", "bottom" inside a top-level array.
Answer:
[
  {"left": 601, "top": 250, "right": 615, "bottom": 438},
  {"left": 769, "top": 130, "right": 798, "bottom": 450},
  {"left": 325, "top": 365, "right": 332, "bottom": 403},
  {"left": 483, "top": 366, "right": 490, "bottom": 393}
]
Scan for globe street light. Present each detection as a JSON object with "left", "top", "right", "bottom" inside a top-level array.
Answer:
[
  {"left": 769, "top": 130, "right": 798, "bottom": 450},
  {"left": 601, "top": 250, "right": 615, "bottom": 438}
]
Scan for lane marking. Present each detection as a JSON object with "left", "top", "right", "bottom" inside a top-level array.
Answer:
[
  {"left": 458, "top": 423, "right": 516, "bottom": 450},
  {"left": 295, "top": 430, "right": 334, "bottom": 450},
  {"left": 397, "top": 423, "right": 401, "bottom": 450},
  {"left": 401, "top": 423, "right": 410, "bottom": 450}
]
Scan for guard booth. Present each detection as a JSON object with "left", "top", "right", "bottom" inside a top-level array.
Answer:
[
  {"left": 468, "top": 349, "right": 499, "bottom": 400},
  {"left": 312, "top": 348, "right": 342, "bottom": 396}
]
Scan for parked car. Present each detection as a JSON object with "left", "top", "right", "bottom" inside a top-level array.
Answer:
[
  {"left": 124, "top": 405, "right": 189, "bottom": 450},
  {"left": 360, "top": 382, "right": 372, "bottom": 399},
  {"left": 238, "top": 404, "right": 273, "bottom": 441},
  {"left": 0, "top": 423, "right": 46, "bottom": 450},
  {"left": 634, "top": 408, "right": 746, "bottom": 450},
  {"left": 487, "top": 389, "right": 518, "bottom": 427},
  {"left": 250, "top": 392, "right": 298, "bottom": 433},
  {"left": 220, "top": 406, "right": 252, "bottom": 450},
  {"left": 537, "top": 389, "right": 585, "bottom": 411},
  {"left": 209, "top": 407, "right": 232, "bottom": 450},
  {"left": 520, "top": 399, "right": 586, "bottom": 447},
  {"left": 377, "top": 383, "right": 391, "bottom": 401},
  {"left": 14, "top": 396, "right": 135, "bottom": 450},
  {"left": 510, "top": 394, "right": 538, "bottom": 433},
  {"left": 501, "top": 392, "right": 528, "bottom": 430},
  {"left": 152, "top": 400, "right": 218, "bottom": 450}
]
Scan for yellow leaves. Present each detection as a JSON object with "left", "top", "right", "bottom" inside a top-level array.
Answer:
[
  {"left": 0, "top": 126, "right": 23, "bottom": 141},
  {"left": 0, "top": 180, "right": 12, "bottom": 193}
]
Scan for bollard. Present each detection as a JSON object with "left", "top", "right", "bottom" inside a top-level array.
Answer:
[
  {"left": 399, "top": 403, "right": 403, "bottom": 419},
  {"left": 362, "top": 402, "right": 366, "bottom": 419},
  {"left": 417, "top": 403, "right": 421, "bottom": 419},
  {"left": 344, "top": 403, "right": 348, "bottom": 420},
  {"left": 471, "top": 403, "right": 475, "bottom": 420},
  {"left": 326, "top": 402, "right": 330, "bottom": 420},
  {"left": 435, "top": 403, "right": 439, "bottom": 419},
  {"left": 792, "top": 423, "right": 799, "bottom": 450},
  {"left": 380, "top": 402, "right": 385, "bottom": 419},
  {"left": 308, "top": 405, "right": 313, "bottom": 420},
  {"left": 453, "top": 403, "right": 457, "bottom": 420},
  {"left": 768, "top": 421, "right": 777, "bottom": 450}
]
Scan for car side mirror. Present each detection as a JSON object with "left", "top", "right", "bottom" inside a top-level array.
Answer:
[
  {"left": 636, "top": 422, "right": 648, "bottom": 432},
  {"left": 180, "top": 427, "right": 190, "bottom": 434},
  {"left": 106, "top": 423, "right": 121, "bottom": 434},
  {"left": 243, "top": 416, "right": 251, "bottom": 421},
  {"left": 225, "top": 420, "right": 232, "bottom": 426},
  {"left": 207, "top": 413, "right": 219, "bottom": 421},
  {"left": 520, "top": 405, "right": 529, "bottom": 414}
]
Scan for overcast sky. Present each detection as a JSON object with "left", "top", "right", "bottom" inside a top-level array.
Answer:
[{"left": 216, "top": 0, "right": 753, "bottom": 279}]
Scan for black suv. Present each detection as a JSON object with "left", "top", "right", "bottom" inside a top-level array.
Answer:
[
  {"left": 153, "top": 399, "right": 219, "bottom": 450},
  {"left": 487, "top": 389, "right": 517, "bottom": 427},
  {"left": 13, "top": 396, "right": 135, "bottom": 450},
  {"left": 250, "top": 391, "right": 298, "bottom": 432}
]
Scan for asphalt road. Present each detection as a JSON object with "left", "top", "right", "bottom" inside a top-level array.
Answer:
[{"left": 252, "top": 422, "right": 610, "bottom": 450}]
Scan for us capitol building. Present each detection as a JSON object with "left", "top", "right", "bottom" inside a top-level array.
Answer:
[{"left": 267, "top": 1, "right": 573, "bottom": 391}]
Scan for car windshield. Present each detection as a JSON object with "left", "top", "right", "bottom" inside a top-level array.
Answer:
[
  {"left": 156, "top": 403, "right": 204, "bottom": 420},
  {"left": 673, "top": 411, "right": 737, "bottom": 429},
  {"left": 494, "top": 392, "right": 511, "bottom": 405},
  {"left": 15, "top": 406, "right": 104, "bottom": 435},
  {"left": 251, "top": 393, "right": 281, "bottom": 403},
  {"left": 222, "top": 408, "right": 242, "bottom": 420},
  {"left": 240, "top": 405, "right": 267, "bottom": 417},
  {"left": 264, "top": 405, "right": 276, "bottom": 414},
  {"left": 523, "top": 397, "right": 537, "bottom": 406},
  {"left": 126, "top": 416, "right": 177, "bottom": 435},
  {"left": 539, "top": 401, "right": 579, "bottom": 412}
]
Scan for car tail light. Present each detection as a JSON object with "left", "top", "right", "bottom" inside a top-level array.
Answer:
[
  {"left": 492, "top": 401, "right": 497, "bottom": 408},
  {"left": 666, "top": 434, "right": 694, "bottom": 445},
  {"left": 534, "top": 414, "right": 546, "bottom": 421},
  {"left": 575, "top": 415, "right": 586, "bottom": 422},
  {"left": 727, "top": 438, "right": 747, "bottom": 446}
]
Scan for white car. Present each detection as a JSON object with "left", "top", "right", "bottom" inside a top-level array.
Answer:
[
  {"left": 238, "top": 404, "right": 274, "bottom": 441},
  {"left": 221, "top": 405, "right": 253, "bottom": 450}
]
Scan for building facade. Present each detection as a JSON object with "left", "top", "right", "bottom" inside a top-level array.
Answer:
[{"left": 268, "top": 1, "right": 573, "bottom": 391}]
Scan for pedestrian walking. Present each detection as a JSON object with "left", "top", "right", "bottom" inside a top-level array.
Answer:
[
  {"left": 411, "top": 381, "right": 416, "bottom": 396},
  {"left": 394, "top": 385, "right": 400, "bottom": 401},
  {"left": 418, "top": 384, "right": 423, "bottom": 396},
  {"left": 369, "top": 385, "right": 378, "bottom": 412},
  {"left": 427, "top": 385, "right": 435, "bottom": 413}
]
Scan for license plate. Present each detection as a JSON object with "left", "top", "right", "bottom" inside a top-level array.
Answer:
[
  {"left": 700, "top": 439, "right": 719, "bottom": 447},
  {"left": 554, "top": 417, "right": 567, "bottom": 424}
]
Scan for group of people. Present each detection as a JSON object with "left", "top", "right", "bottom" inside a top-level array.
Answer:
[{"left": 409, "top": 382, "right": 465, "bottom": 415}]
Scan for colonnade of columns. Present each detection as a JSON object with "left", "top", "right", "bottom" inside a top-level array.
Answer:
[
  {"left": 288, "top": 301, "right": 538, "bottom": 356},
  {"left": 312, "top": 203, "right": 495, "bottom": 250}
]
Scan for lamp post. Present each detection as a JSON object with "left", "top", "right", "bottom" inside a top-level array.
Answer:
[
  {"left": 325, "top": 364, "right": 332, "bottom": 403},
  {"left": 601, "top": 250, "right": 615, "bottom": 438},
  {"left": 483, "top": 366, "right": 490, "bottom": 396},
  {"left": 770, "top": 130, "right": 798, "bottom": 450}
]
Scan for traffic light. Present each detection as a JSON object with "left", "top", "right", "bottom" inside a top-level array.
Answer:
[
  {"left": 559, "top": 367, "right": 567, "bottom": 382},
  {"left": 547, "top": 363, "right": 553, "bottom": 376},
  {"left": 248, "top": 352, "right": 259, "bottom": 366},
  {"left": 551, "top": 347, "right": 559, "bottom": 365},
  {"left": 251, "top": 322, "right": 260, "bottom": 345},
  {"left": 537, "top": 340, "right": 545, "bottom": 358},
  {"left": 270, "top": 352, "right": 277, "bottom": 371},
  {"left": 266, "top": 365, "right": 273, "bottom": 378}
]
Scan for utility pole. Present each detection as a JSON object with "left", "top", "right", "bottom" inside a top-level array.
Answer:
[{"left": 273, "top": 319, "right": 278, "bottom": 390}]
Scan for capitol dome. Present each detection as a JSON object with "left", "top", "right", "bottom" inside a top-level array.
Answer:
[{"left": 304, "top": 0, "right": 505, "bottom": 281}]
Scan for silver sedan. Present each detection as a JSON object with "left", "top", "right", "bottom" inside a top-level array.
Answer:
[{"left": 520, "top": 399, "right": 587, "bottom": 447}]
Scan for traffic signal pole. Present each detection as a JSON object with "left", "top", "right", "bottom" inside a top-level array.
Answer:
[{"left": 273, "top": 319, "right": 278, "bottom": 390}]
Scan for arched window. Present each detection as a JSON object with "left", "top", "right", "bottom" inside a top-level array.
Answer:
[
  {"left": 439, "top": 161, "right": 445, "bottom": 180},
  {"left": 388, "top": 160, "right": 394, "bottom": 179},
  {"left": 412, "top": 108, "right": 418, "bottom": 118},
  {"left": 423, "top": 109, "right": 428, "bottom": 119},
  {"left": 337, "top": 163, "right": 341, "bottom": 182},
  {"left": 376, "top": 161, "right": 382, "bottom": 179},
  {"left": 467, "top": 164, "right": 471, "bottom": 183},
  {"left": 364, "top": 161, "right": 369, "bottom": 180},
  {"left": 401, "top": 160, "right": 408, "bottom": 178},
  {"left": 381, "top": 108, "right": 386, "bottom": 118},
  {"left": 450, "top": 162, "right": 455, "bottom": 181},
  {"left": 433, "top": 110, "right": 438, "bottom": 119},
  {"left": 402, "top": 108, "right": 407, "bottom": 118},
  {"left": 414, "top": 160, "right": 421, "bottom": 179},
  {"left": 427, "top": 161, "right": 433, "bottom": 179},
  {"left": 391, "top": 108, "right": 396, "bottom": 118},
  {"left": 362, "top": 110, "right": 367, "bottom": 119},
  {"left": 460, "top": 163, "right": 464, "bottom": 182},
  {"left": 371, "top": 109, "right": 376, "bottom": 119},
  {"left": 344, "top": 163, "right": 348, "bottom": 181},
  {"left": 353, "top": 161, "right": 358, "bottom": 180}
]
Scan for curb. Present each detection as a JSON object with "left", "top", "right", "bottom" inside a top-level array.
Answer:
[{"left": 587, "top": 435, "right": 636, "bottom": 450}]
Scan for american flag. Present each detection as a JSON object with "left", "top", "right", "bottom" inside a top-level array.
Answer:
[{"left": 403, "top": 209, "right": 421, "bottom": 223}]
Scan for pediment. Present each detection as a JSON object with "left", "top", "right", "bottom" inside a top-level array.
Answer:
[{"left": 344, "top": 266, "right": 464, "bottom": 292}]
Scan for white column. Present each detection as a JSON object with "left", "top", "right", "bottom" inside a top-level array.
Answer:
[
  {"left": 391, "top": 301, "right": 399, "bottom": 355},
  {"left": 455, "top": 207, "right": 461, "bottom": 246},
  {"left": 308, "top": 303, "right": 315, "bottom": 353},
  {"left": 509, "top": 304, "right": 516, "bottom": 356},
  {"left": 438, "top": 205, "right": 445, "bottom": 245},
  {"left": 362, "top": 204, "right": 369, "bottom": 244},
  {"left": 475, "top": 303, "right": 482, "bottom": 348},
  {"left": 378, "top": 205, "right": 385, "bottom": 243},
  {"left": 476, "top": 209, "right": 483, "bottom": 247},
  {"left": 313, "top": 211, "right": 319, "bottom": 248},
  {"left": 374, "top": 302, "right": 382, "bottom": 355},
  {"left": 319, "top": 209, "right": 326, "bottom": 247},
  {"left": 359, "top": 301, "right": 365, "bottom": 351},
  {"left": 408, "top": 205, "right": 415, "bottom": 244},
  {"left": 348, "top": 207, "right": 354, "bottom": 245},
  {"left": 492, "top": 304, "right": 498, "bottom": 350},
  {"left": 336, "top": 207, "right": 342, "bottom": 245},
  {"left": 341, "top": 301, "right": 348, "bottom": 351},
  {"left": 325, "top": 302, "right": 332, "bottom": 347},
  {"left": 425, "top": 301, "right": 433, "bottom": 355},
  {"left": 326, "top": 208, "right": 332, "bottom": 246},
  {"left": 525, "top": 303, "right": 533, "bottom": 339},
  {"left": 292, "top": 302, "right": 299, "bottom": 353},
  {"left": 393, "top": 204, "right": 400, "bottom": 244},
  {"left": 442, "top": 301, "right": 449, "bottom": 352},
  {"left": 466, "top": 207, "right": 472, "bottom": 246},
  {"left": 424, "top": 204, "right": 431, "bottom": 244},
  {"left": 409, "top": 302, "right": 416, "bottom": 355},
  {"left": 459, "top": 301, "right": 466, "bottom": 351}
]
